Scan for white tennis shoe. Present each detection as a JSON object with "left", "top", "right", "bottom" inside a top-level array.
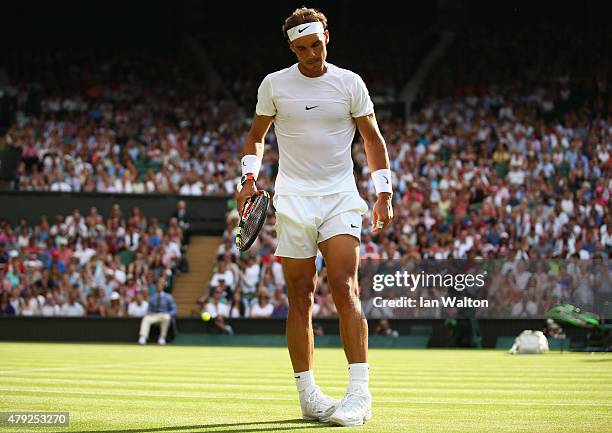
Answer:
[
  {"left": 300, "top": 386, "right": 340, "bottom": 422},
  {"left": 329, "top": 390, "right": 372, "bottom": 426}
]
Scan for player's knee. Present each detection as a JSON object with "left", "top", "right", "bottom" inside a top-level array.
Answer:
[
  {"left": 288, "top": 291, "right": 314, "bottom": 317},
  {"left": 328, "top": 275, "right": 360, "bottom": 312}
]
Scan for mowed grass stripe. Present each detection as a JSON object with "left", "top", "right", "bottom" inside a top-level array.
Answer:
[
  {"left": 2, "top": 386, "right": 610, "bottom": 408},
  {"left": 2, "top": 373, "right": 609, "bottom": 389},
  {"left": 2, "top": 373, "right": 606, "bottom": 387},
  {"left": 3, "top": 364, "right": 608, "bottom": 375},
  {"left": 1, "top": 377, "right": 610, "bottom": 397},
  {"left": 2, "top": 364, "right": 609, "bottom": 376}
]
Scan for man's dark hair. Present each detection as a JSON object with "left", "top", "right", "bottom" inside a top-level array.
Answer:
[{"left": 282, "top": 7, "right": 328, "bottom": 41}]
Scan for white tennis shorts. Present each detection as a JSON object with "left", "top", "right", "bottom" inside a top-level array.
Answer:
[{"left": 273, "top": 192, "right": 369, "bottom": 259}]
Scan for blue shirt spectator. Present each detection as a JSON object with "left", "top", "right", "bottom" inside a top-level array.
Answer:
[{"left": 148, "top": 289, "right": 177, "bottom": 317}]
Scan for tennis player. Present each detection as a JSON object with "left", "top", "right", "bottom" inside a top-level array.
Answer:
[{"left": 236, "top": 7, "right": 393, "bottom": 427}]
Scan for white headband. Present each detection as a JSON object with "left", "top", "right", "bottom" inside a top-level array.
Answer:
[{"left": 286, "top": 21, "right": 325, "bottom": 42}]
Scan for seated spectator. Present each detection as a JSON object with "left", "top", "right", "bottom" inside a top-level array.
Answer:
[
  {"left": 59, "top": 292, "right": 85, "bottom": 317},
  {"left": 0, "top": 242, "right": 8, "bottom": 266},
  {"left": 209, "top": 261, "right": 235, "bottom": 293},
  {"left": 107, "top": 291, "right": 126, "bottom": 317},
  {"left": 138, "top": 279, "right": 176, "bottom": 345},
  {"left": 8, "top": 287, "right": 22, "bottom": 315},
  {"left": 272, "top": 293, "right": 289, "bottom": 318},
  {"left": 250, "top": 290, "right": 274, "bottom": 318},
  {"left": 128, "top": 291, "right": 149, "bottom": 318},
  {"left": 374, "top": 319, "right": 399, "bottom": 337},
  {"left": 40, "top": 293, "right": 59, "bottom": 316},
  {"left": 240, "top": 256, "right": 261, "bottom": 295},
  {"left": 85, "top": 293, "right": 106, "bottom": 317},
  {"left": 511, "top": 292, "right": 539, "bottom": 318},
  {"left": 229, "top": 290, "right": 248, "bottom": 318},
  {"left": 204, "top": 286, "right": 233, "bottom": 334},
  {"left": 21, "top": 290, "right": 40, "bottom": 316},
  {"left": 0, "top": 291, "right": 16, "bottom": 315},
  {"left": 315, "top": 282, "right": 337, "bottom": 318}
]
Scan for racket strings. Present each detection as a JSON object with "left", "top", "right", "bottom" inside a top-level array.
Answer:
[{"left": 242, "top": 195, "right": 268, "bottom": 240}]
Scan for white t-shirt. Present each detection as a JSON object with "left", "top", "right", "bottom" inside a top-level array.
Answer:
[
  {"left": 242, "top": 264, "right": 261, "bottom": 294},
  {"left": 210, "top": 270, "right": 235, "bottom": 291},
  {"left": 128, "top": 301, "right": 149, "bottom": 317},
  {"left": 256, "top": 63, "right": 374, "bottom": 196},
  {"left": 206, "top": 301, "right": 230, "bottom": 319},
  {"left": 250, "top": 302, "right": 274, "bottom": 318},
  {"left": 60, "top": 302, "right": 85, "bottom": 317}
]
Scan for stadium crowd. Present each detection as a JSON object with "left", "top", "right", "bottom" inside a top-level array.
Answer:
[
  {"left": 0, "top": 203, "right": 186, "bottom": 317},
  {"left": 3, "top": 50, "right": 245, "bottom": 196},
  {"left": 2, "top": 21, "right": 610, "bottom": 320}
]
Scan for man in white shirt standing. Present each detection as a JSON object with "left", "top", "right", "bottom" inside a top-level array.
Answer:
[{"left": 236, "top": 7, "right": 393, "bottom": 427}]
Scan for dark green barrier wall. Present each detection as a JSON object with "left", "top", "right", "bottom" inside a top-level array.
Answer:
[
  {"left": 0, "top": 191, "right": 229, "bottom": 234},
  {"left": 0, "top": 317, "right": 590, "bottom": 349}
]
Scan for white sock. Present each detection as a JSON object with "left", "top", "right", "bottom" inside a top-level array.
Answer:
[
  {"left": 295, "top": 370, "right": 317, "bottom": 395},
  {"left": 348, "top": 363, "right": 369, "bottom": 394}
]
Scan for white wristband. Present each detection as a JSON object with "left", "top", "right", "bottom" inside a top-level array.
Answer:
[
  {"left": 371, "top": 169, "right": 393, "bottom": 195},
  {"left": 241, "top": 154, "right": 261, "bottom": 180}
]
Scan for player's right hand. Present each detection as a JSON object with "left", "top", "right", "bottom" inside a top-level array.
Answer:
[{"left": 237, "top": 179, "right": 258, "bottom": 215}]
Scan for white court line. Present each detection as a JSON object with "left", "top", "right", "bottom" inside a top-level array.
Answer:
[{"left": 1, "top": 387, "right": 610, "bottom": 407}]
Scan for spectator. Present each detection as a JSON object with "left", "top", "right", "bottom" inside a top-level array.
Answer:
[
  {"left": 204, "top": 286, "right": 233, "bottom": 334},
  {"left": 209, "top": 261, "right": 235, "bottom": 293},
  {"left": 59, "top": 292, "right": 85, "bottom": 317},
  {"left": 272, "top": 293, "right": 289, "bottom": 318},
  {"left": 0, "top": 291, "right": 16, "bottom": 315},
  {"left": 240, "top": 256, "right": 261, "bottom": 295},
  {"left": 21, "top": 290, "right": 40, "bottom": 316},
  {"left": 138, "top": 279, "right": 176, "bottom": 345},
  {"left": 85, "top": 293, "right": 106, "bottom": 317},
  {"left": 511, "top": 292, "right": 539, "bottom": 318},
  {"left": 229, "top": 290, "right": 248, "bottom": 318},
  {"left": 250, "top": 290, "right": 274, "bottom": 318},
  {"left": 128, "top": 291, "right": 149, "bottom": 318},
  {"left": 40, "top": 293, "right": 59, "bottom": 316},
  {"left": 107, "top": 292, "right": 126, "bottom": 317},
  {"left": 374, "top": 319, "right": 399, "bottom": 337},
  {"left": 173, "top": 200, "right": 191, "bottom": 244},
  {"left": 8, "top": 287, "right": 22, "bottom": 315}
]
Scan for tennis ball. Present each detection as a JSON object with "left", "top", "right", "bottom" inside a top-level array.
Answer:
[{"left": 201, "top": 312, "right": 211, "bottom": 322}]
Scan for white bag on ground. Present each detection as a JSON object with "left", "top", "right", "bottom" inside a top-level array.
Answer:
[{"left": 509, "top": 330, "right": 549, "bottom": 354}]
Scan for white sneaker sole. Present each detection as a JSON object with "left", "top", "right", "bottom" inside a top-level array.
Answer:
[
  {"left": 329, "top": 409, "right": 372, "bottom": 427},
  {"left": 303, "top": 407, "right": 338, "bottom": 423},
  {"left": 303, "top": 414, "right": 332, "bottom": 423}
]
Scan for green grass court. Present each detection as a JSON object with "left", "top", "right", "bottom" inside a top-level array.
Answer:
[{"left": 0, "top": 343, "right": 610, "bottom": 432}]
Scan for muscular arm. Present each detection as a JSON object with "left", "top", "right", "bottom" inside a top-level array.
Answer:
[
  {"left": 355, "top": 113, "right": 393, "bottom": 233},
  {"left": 243, "top": 114, "right": 274, "bottom": 158},
  {"left": 355, "top": 112, "right": 390, "bottom": 172}
]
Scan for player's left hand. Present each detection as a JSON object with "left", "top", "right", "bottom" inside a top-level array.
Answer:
[{"left": 372, "top": 192, "right": 393, "bottom": 234}]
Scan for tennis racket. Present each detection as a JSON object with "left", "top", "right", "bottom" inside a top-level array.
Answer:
[{"left": 236, "top": 190, "right": 270, "bottom": 252}]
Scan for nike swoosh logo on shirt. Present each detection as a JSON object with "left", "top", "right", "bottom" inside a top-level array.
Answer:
[
  {"left": 350, "top": 224, "right": 359, "bottom": 228},
  {"left": 298, "top": 25, "right": 311, "bottom": 33},
  {"left": 305, "top": 106, "right": 318, "bottom": 110}
]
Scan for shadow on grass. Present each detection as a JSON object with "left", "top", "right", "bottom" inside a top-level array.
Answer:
[
  {"left": 580, "top": 357, "right": 612, "bottom": 362},
  {"left": 71, "top": 418, "right": 333, "bottom": 433}
]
